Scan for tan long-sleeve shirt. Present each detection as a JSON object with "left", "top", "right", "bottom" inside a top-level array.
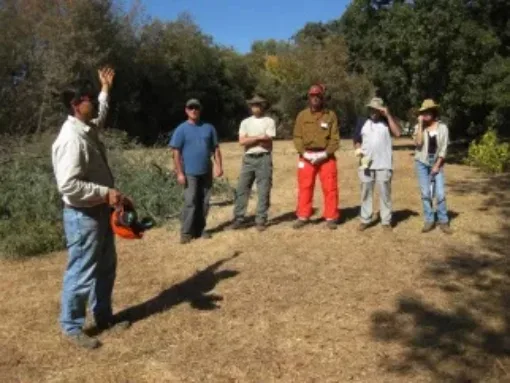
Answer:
[{"left": 293, "top": 108, "right": 340, "bottom": 155}]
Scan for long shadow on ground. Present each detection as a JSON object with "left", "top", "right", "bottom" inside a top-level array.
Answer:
[
  {"left": 113, "top": 252, "right": 241, "bottom": 325},
  {"left": 370, "top": 173, "right": 510, "bottom": 382}
]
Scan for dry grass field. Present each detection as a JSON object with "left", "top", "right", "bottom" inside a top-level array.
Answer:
[{"left": 1, "top": 139, "right": 509, "bottom": 382}]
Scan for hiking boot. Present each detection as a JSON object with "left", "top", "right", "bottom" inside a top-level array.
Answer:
[
  {"left": 96, "top": 320, "right": 131, "bottom": 333},
  {"left": 66, "top": 332, "right": 101, "bottom": 350},
  {"left": 256, "top": 222, "right": 267, "bottom": 232},
  {"left": 229, "top": 220, "right": 244, "bottom": 230},
  {"left": 293, "top": 220, "right": 308, "bottom": 230},
  {"left": 180, "top": 235, "right": 192, "bottom": 244},
  {"left": 421, "top": 222, "right": 435, "bottom": 233},
  {"left": 358, "top": 223, "right": 370, "bottom": 232},
  {"left": 326, "top": 220, "right": 338, "bottom": 230},
  {"left": 201, "top": 231, "right": 212, "bottom": 239},
  {"left": 439, "top": 223, "right": 453, "bottom": 235}
]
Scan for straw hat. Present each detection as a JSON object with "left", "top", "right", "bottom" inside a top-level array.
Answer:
[
  {"left": 366, "top": 97, "right": 386, "bottom": 111},
  {"left": 247, "top": 95, "right": 268, "bottom": 105},
  {"left": 419, "top": 99, "right": 440, "bottom": 112}
]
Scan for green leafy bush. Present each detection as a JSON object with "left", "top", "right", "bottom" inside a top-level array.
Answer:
[
  {"left": 467, "top": 129, "right": 510, "bottom": 173},
  {"left": 0, "top": 131, "right": 232, "bottom": 258}
]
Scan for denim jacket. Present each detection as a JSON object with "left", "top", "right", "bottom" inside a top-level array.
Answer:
[{"left": 413, "top": 122, "right": 449, "bottom": 164}]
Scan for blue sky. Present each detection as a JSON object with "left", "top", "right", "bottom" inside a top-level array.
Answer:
[{"left": 135, "top": 0, "right": 350, "bottom": 53}]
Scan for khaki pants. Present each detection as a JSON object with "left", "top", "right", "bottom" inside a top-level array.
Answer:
[{"left": 359, "top": 169, "right": 392, "bottom": 225}]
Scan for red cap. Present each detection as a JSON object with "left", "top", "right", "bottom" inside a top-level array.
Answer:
[{"left": 308, "top": 84, "right": 325, "bottom": 96}]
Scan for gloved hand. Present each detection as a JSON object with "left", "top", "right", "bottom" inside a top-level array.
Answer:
[
  {"left": 354, "top": 148, "right": 363, "bottom": 158},
  {"left": 303, "top": 152, "right": 315, "bottom": 162},
  {"left": 311, "top": 151, "right": 328, "bottom": 164}
]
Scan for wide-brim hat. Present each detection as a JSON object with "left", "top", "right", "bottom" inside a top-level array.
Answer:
[
  {"left": 366, "top": 97, "right": 386, "bottom": 111},
  {"left": 246, "top": 95, "right": 268, "bottom": 105},
  {"left": 419, "top": 99, "right": 440, "bottom": 112}
]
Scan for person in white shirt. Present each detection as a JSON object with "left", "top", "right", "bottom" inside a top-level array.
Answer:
[
  {"left": 353, "top": 97, "right": 401, "bottom": 231},
  {"left": 52, "top": 68, "right": 131, "bottom": 349},
  {"left": 230, "top": 95, "right": 276, "bottom": 231}
]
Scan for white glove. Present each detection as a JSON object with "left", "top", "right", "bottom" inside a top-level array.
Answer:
[
  {"left": 311, "top": 151, "right": 327, "bottom": 164},
  {"left": 303, "top": 152, "right": 314, "bottom": 161}
]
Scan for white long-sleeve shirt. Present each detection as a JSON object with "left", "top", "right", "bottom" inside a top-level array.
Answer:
[{"left": 52, "top": 92, "right": 114, "bottom": 208}]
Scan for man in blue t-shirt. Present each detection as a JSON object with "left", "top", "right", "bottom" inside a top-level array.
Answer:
[{"left": 169, "top": 98, "right": 223, "bottom": 244}]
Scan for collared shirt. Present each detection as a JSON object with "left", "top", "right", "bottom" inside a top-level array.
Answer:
[
  {"left": 293, "top": 108, "right": 340, "bottom": 155},
  {"left": 52, "top": 92, "right": 114, "bottom": 208},
  {"left": 413, "top": 122, "right": 449, "bottom": 164},
  {"left": 359, "top": 119, "right": 393, "bottom": 170},
  {"left": 239, "top": 116, "right": 276, "bottom": 154}
]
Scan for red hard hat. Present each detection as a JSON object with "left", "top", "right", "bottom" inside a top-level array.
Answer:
[{"left": 308, "top": 84, "right": 325, "bottom": 96}]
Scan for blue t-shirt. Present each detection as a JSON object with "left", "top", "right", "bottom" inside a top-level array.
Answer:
[{"left": 169, "top": 121, "right": 219, "bottom": 176}]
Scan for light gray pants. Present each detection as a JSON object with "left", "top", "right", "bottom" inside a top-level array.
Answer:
[{"left": 359, "top": 169, "right": 392, "bottom": 225}]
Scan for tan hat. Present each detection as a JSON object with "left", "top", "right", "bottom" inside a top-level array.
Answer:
[
  {"left": 366, "top": 97, "right": 386, "bottom": 111},
  {"left": 419, "top": 99, "right": 440, "bottom": 112},
  {"left": 247, "top": 95, "right": 268, "bottom": 105}
]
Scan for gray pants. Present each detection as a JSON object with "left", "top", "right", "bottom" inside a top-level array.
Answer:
[
  {"left": 182, "top": 173, "right": 212, "bottom": 237},
  {"left": 233, "top": 153, "right": 273, "bottom": 224},
  {"left": 359, "top": 169, "right": 392, "bottom": 225}
]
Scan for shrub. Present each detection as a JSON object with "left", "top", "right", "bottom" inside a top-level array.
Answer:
[
  {"left": 467, "top": 129, "right": 510, "bottom": 173},
  {"left": 0, "top": 131, "right": 232, "bottom": 258}
]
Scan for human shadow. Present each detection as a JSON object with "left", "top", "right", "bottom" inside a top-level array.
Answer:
[
  {"left": 392, "top": 209, "right": 419, "bottom": 226},
  {"left": 370, "top": 173, "right": 510, "bottom": 382},
  {"left": 98, "top": 252, "right": 241, "bottom": 332}
]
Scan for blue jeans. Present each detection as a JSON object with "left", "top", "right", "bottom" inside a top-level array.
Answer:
[
  {"left": 60, "top": 205, "right": 117, "bottom": 335},
  {"left": 415, "top": 156, "right": 449, "bottom": 224}
]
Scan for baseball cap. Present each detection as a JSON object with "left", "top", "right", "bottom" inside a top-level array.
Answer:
[{"left": 186, "top": 99, "right": 202, "bottom": 108}]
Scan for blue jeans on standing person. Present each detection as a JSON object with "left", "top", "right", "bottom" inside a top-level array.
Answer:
[
  {"left": 415, "top": 155, "right": 449, "bottom": 224},
  {"left": 60, "top": 205, "right": 117, "bottom": 335}
]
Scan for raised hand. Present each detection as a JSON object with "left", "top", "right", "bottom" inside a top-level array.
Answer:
[{"left": 98, "top": 67, "right": 115, "bottom": 88}]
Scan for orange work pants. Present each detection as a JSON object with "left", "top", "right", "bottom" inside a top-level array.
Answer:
[{"left": 296, "top": 157, "right": 339, "bottom": 221}]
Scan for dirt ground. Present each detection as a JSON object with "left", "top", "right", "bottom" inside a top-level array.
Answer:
[{"left": 1, "top": 139, "right": 509, "bottom": 383}]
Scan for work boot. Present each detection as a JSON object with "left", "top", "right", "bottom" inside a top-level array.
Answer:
[
  {"left": 439, "top": 223, "right": 453, "bottom": 235},
  {"left": 229, "top": 220, "right": 244, "bottom": 230},
  {"left": 293, "top": 220, "right": 308, "bottom": 230},
  {"left": 256, "top": 222, "right": 267, "bottom": 232},
  {"left": 326, "top": 220, "right": 338, "bottom": 230},
  {"left": 180, "top": 234, "right": 192, "bottom": 244},
  {"left": 66, "top": 332, "right": 101, "bottom": 350},
  {"left": 421, "top": 222, "right": 435, "bottom": 233},
  {"left": 358, "top": 223, "right": 370, "bottom": 232}
]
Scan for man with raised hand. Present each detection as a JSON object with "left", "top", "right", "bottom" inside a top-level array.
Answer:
[
  {"left": 231, "top": 95, "right": 276, "bottom": 232},
  {"left": 52, "top": 67, "right": 131, "bottom": 350},
  {"left": 353, "top": 97, "right": 401, "bottom": 232}
]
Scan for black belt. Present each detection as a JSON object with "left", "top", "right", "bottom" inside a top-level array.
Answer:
[{"left": 245, "top": 152, "right": 270, "bottom": 158}]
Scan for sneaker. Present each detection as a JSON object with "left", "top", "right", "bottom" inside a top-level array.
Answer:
[
  {"left": 256, "top": 223, "right": 267, "bottom": 232},
  {"left": 180, "top": 235, "right": 192, "bottom": 244},
  {"left": 358, "top": 223, "right": 370, "bottom": 232},
  {"left": 66, "top": 332, "right": 101, "bottom": 350},
  {"left": 96, "top": 320, "right": 131, "bottom": 333},
  {"left": 439, "top": 223, "right": 453, "bottom": 235},
  {"left": 326, "top": 220, "right": 338, "bottom": 230},
  {"left": 421, "top": 222, "right": 435, "bottom": 233},
  {"left": 293, "top": 220, "right": 308, "bottom": 230}
]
